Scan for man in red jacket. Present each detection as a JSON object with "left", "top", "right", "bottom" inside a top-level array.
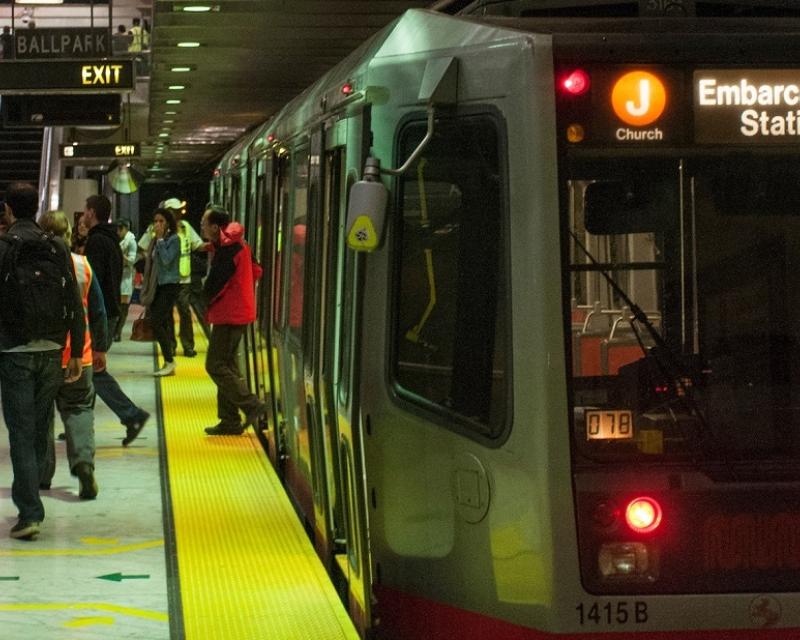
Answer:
[{"left": 200, "top": 205, "right": 266, "bottom": 436}]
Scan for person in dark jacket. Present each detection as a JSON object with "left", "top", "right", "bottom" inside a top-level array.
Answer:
[
  {"left": 0, "top": 182, "right": 84, "bottom": 540},
  {"left": 82, "top": 195, "right": 149, "bottom": 446},
  {"left": 200, "top": 205, "right": 265, "bottom": 436}
]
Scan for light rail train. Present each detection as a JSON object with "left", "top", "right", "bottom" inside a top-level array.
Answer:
[{"left": 211, "top": 1, "right": 800, "bottom": 637}]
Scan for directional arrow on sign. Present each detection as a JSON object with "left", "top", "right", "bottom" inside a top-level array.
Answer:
[{"left": 97, "top": 573, "right": 150, "bottom": 582}]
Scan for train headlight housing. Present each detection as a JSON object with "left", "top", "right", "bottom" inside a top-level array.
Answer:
[
  {"left": 598, "top": 542, "right": 659, "bottom": 581},
  {"left": 625, "top": 497, "right": 662, "bottom": 533}
]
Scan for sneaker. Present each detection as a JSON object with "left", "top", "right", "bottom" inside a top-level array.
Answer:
[
  {"left": 154, "top": 361, "right": 176, "bottom": 377},
  {"left": 10, "top": 520, "right": 41, "bottom": 540},
  {"left": 184, "top": 349, "right": 197, "bottom": 358},
  {"left": 244, "top": 400, "right": 268, "bottom": 429},
  {"left": 57, "top": 432, "right": 66, "bottom": 441},
  {"left": 204, "top": 422, "right": 244, "bottom": 436},
  {"left": 39, "top": 482, "right": 51, "bottom": 490},
  {"left": 122, "top": 411, "right": 150, "bottom": 447},
  {"left": 75, "top": 462, "right": 98, "bottom": 500}
]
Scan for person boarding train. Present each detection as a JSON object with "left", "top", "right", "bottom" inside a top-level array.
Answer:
[{"left": 200, "top": 205, "right": 266, "bottom": 435}]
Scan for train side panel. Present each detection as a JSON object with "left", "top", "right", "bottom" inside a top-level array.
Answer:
[{"left": 357, "top": 13, "right": 575, "bottom": 638}]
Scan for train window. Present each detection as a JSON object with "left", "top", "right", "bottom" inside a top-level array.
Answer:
[
  {"left": 569, "top": 154, "right": 800, "bottom": 463},
  {"left": 584, "top": 177, "right": 675, "bottom": 235},
  {"left": 339, "top": 172, "right": 358, "bottom": 406},
  {"left": 392, "top": 115, "right": 507, "bottom": 437},
  {"left": 288, "top": 146, "right": 309, "bottom": 341},
  {"left": 273, "top": 154, "right": 291, "bottom": 331}
]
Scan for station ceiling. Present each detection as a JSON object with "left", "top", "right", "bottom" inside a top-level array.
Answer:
[{"left": 144, "top": 0, "right": 433, "bottom": 183}]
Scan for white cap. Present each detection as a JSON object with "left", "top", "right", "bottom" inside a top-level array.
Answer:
[{"left": 161, "top": 198, "right": 186, "bottom": 210}]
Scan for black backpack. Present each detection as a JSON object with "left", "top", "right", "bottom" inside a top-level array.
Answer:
[{"left": 0, "top": 231, "right": 74, "bottom": 346}]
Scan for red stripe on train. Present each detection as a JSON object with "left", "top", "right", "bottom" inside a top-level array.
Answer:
[{"left": 373, "top": 585, "right": 800, "bottom": 640}]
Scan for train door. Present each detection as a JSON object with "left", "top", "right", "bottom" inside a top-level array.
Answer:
[
  {"left": 269, "top": 151, "right": 289, "bottom": 472},
  {"left": 275, "top": 142, "right": 315, "bottom": 519},
  {"left": 248, "top": 156, "right": 273, "bottom": 434},
  {"left": 240, "top": 158, "right": 259, "bottom": 394},
  {"left": 303, "top": 127, "right": 331, "bottom": 555},
  {"left": 327, "top": 112, "right": 373, "bottom": 635},
  {"left": 303, "top": 120, "right": 350, "bottom": 569}
]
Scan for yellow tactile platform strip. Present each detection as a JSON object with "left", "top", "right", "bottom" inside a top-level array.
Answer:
[{"left": 158, "top": 329, "right": 359, "bottom": 640}]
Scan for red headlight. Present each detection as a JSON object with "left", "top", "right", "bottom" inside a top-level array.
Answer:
[
  {"left": 625, "top": 497, "right": 662, "bottom": 533},
  {"left": 562, "top": 69, "right": 590, "bottom": 96}
]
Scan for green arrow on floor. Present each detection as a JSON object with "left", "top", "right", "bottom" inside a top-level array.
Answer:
[
  {"left": 97, "top": 573, "right": 150, "bottom": 582},
  {"left": 0, "top": 577, "right": 19, "bottom": 581}
]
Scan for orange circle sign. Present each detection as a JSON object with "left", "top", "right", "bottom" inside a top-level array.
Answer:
[{"left": 611, "top": 71, "right": 666, "bottom": 127}]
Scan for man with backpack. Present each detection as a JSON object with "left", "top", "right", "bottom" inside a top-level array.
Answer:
[{"left": 0, "top": 182, "right": 84, "bottom": 540}]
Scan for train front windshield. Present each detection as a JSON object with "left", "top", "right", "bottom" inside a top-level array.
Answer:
[{"left": 567, "top": 153, "right": 800, "bottom": 466}]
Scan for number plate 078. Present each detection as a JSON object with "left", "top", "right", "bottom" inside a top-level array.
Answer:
[{"left": 586, "top": 410, "right": 633, "bottom": 440}]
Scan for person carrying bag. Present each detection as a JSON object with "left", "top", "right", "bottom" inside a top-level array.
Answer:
[{"left": 132, "top": 232, "right": 159, "bottom": 341}]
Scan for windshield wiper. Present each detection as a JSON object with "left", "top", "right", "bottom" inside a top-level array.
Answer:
[{"left": 569, "top": 229, "right": 709, "bottom": 433}]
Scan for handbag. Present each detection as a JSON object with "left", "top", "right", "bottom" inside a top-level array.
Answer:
[{"left": 130, "top": 312, "right": 154, "bottom": 341}]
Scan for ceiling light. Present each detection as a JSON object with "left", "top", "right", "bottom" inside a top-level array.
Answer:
[
  {"left": 168, "top": 85, "right": 185, "bottom": 90},
  {"left": 159, "top": 133, "right": 169, "bottom": 138},
  {"left": 165, "top": 111, "right": 178, "bottom": 115},
  {"left": 166, "top": 99, "right": 182, "bottom": 104},
  {"left": 171, "top": 67, "right": 192, "bottom": 73},
  {"left": 182, "top": 5, "right": 213, "bottom": 11},
  {"left": 163, "top": 119, "right": 175, "bottom": 124},
  {"left": 17, "top": 0, "right": 63, "bottom": 4},
  {"left": 177, "top": 42, "right": 201, "bottom": 48}
]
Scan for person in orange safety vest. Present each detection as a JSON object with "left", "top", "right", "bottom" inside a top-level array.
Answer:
[{"left": 39, "top": 210, "right": 109, "bottom": 501}]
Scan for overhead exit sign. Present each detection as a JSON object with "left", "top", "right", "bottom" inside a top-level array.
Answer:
[
  {"left": 60, "top": 143, "right": 140, "bottom": 159},
  {"left": 0, "top": 59, "right": 134, "bottom": 93}
]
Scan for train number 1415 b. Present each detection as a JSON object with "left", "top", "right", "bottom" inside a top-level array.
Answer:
[{"left": 576, "top": 601, "right": 648, "bottom": 625}]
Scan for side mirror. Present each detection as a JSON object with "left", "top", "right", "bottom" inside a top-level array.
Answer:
[{"left": 346, "top": 158, "right": 387, "bottom": 251}]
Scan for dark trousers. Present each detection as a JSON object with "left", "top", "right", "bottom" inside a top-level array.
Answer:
[
  {"left": 0, "top": 350, "right": 62, "bottom": 522},
  {"left": 151, "top": 283, "right": 180, "bottom": 363},
  {"left": 174, "top": 281, "right": 209, "bottom": 351},
  {"left": 42, "top": 365, "right": 96, "bottom": 485},
  {"left": 205, "top": 324, "right": 259, "bottom": 426},
  {"left": 114, "top": 303, "right": 130, "bottom": 341}
]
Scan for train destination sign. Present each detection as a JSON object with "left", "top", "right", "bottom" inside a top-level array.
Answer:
[
  {"left": 15, "top": 28, "right": 110, "bottom": 59},
  {"left": 0, "top": 59, "right": 134, "bottom": 93},
  {"left": 587, "top": 66, "right": 684, "bottom": 145},
  {"left": 694, "top": 70, "right": 800, "bottom": 143},
  {"left": 59, "top": 143, "right": 140, "bottom": 159}
]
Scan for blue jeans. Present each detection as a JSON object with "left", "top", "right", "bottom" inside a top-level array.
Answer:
[
  {"left": 0, "top": 350, "right": 62, "bottom": 522},
  {"left": 94, "top": 368, "right": 144, "bottom": 426}
]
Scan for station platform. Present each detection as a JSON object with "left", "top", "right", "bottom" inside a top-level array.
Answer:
[{"left": 0, "top": 305, "right": 360, "bottom": 640}]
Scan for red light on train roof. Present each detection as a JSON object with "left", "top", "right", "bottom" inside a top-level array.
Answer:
[
  {"left": 341, "top": 82, "right": 354, "bottom": 96},
  {"left": 212, "top": 168, "right": 220, "bottom": 177},
  {"left": 625, "top": 497, "right": 662, "bottom": 533},
  {"left": 266, "top": 133, "right": 276, "bottom": 143},
  {"left": 562, "top": 69, "right": 590, "bottom": 96}
]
